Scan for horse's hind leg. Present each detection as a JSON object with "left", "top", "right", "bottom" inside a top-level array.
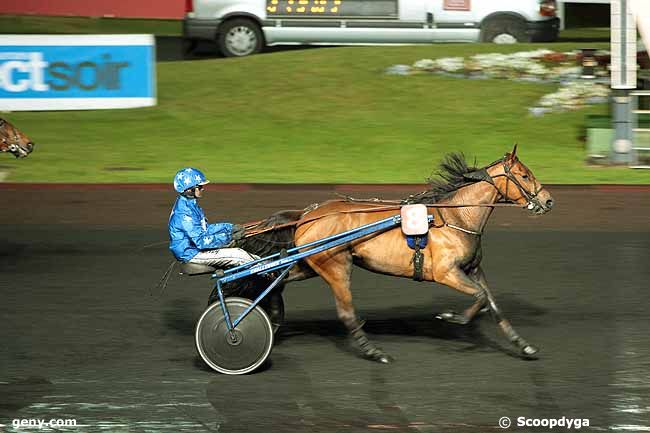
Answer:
[{"left": 303, "top": 250, "right": 392, "bottom": 364}]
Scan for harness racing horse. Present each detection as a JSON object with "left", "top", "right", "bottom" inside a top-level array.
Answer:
[
  {"left": 0, "top": 118, "right": 35, "bottom": 158},
  {"left": 238, "top": 145, "right": 554, "bottom": 363}
]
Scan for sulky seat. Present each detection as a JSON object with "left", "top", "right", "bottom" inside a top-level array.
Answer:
[{"left": 179, "top": 262, "right": 216, "bottom": 276}]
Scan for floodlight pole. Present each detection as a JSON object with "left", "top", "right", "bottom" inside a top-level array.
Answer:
[
  {"left": 611, "top": 91, "right": 633, "bottom": 164},
  {"left": 610, "top": 0, "right": 637, "bottom": 165}
]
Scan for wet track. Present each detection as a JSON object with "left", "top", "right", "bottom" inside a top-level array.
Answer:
[{"left": 1, "top": 185, "right": 649, "bottom": 433}]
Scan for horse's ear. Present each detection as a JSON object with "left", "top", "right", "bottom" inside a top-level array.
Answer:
[{"left": 505, "top": 143, "right": 518, "bottom": 162}]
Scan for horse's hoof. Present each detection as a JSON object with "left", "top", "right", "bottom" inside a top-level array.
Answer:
[
  {"left": 522, "top": 345, "right": 539, "bottom": 357},
  {"left": 364, "top": 349, "right": 393, "bottom": 364},
  {"left": 376, "top": 353, "right": 393, "bottom": 364},
  {"left": 436, "top": 311, "right": 469, "bottom": 325}
]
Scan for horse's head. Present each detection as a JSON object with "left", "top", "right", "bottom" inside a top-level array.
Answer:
[
  {"left": 489, "top": 144, "right": 554, "bottom": 215},
  {"left": 0, "top": 118, "right": 34, "bottom": 158}
]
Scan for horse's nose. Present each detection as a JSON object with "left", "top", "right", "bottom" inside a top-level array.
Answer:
[
  {"left": 26, "top": 142, "right": 34, "bottom": 152},
  {"left": 545, "top": 199, "right": 554, "bottom": 209}
]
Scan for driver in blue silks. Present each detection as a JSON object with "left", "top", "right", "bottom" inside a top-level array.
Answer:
[{"left": 168, "top": 167, "right": 257, "bottom": 268}]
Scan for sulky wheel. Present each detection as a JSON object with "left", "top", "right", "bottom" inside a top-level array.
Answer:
[
  {"left": 195, "top": 297, "right": 274, "bottom": 375},
  {"left": 209, "top": 278, "right": 285, "bottom": 333}
]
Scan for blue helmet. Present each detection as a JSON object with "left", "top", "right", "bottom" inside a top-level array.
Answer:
[{"left": 173, "top": 167, "right": 209, "bottom": 193}]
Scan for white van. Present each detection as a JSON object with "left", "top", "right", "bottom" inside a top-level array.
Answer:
[{"left": 183, "top": 0, "right": 560, "bottom": 57}]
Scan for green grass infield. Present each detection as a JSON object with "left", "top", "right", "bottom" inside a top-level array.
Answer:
[{"left": 1, "top": 29, "right": 648, "bottom": 183}]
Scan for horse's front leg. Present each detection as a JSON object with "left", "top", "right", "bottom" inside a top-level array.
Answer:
[
  {"left": 437, "top": 266, "right": 488, "bottom": 325},
  {"left": 436, "top": 266, "right": 538, "bottom": 357}
]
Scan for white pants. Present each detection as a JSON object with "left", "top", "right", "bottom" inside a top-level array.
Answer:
[{"left": 190, "top": 248, "right": 259, "bottom": 268}]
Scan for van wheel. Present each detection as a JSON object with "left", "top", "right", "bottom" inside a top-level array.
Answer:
[
  {"left": 481, "top": 16, "right": 529, "bottom": 44},
  {"left": 218, "top": 18, "right": 263, "bottom": 57}
]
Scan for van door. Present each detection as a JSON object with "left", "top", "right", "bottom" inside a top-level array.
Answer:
[
  {"left": 429, "top": 0, "right": 480, "bottom": 41},
  {"left": 263, "top": 0, "right": 437, "bottom": 44}
]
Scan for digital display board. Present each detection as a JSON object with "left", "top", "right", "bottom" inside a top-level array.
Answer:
[{"left": 266, "top": 0, "right": 398, "bottom": 18}]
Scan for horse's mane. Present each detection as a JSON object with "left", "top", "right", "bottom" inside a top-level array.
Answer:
[{"left": 409, "top": 152, "right": 479, "bottom": 203}]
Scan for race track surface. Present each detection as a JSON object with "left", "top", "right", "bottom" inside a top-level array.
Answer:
[{"left": 1, "top": 185, "right": 649, "bottom": 433}]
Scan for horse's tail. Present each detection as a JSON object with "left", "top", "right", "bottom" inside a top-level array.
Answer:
[
  {"left": 216, "top": 209, "right": 302, "bottom": 301},
  {"left": 236, "top": 209, "right": 301, "bottom": 258}
]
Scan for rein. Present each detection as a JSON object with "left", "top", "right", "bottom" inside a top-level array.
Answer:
[{"left": 243, "top": 201, "right": 523, "bottom": 238}]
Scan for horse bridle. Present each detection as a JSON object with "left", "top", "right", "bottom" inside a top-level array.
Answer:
[
  {"left": 482, "top": 156, "right": 547, "bottom": 211},
  {"left": 0, "top": 119, "right": 28, "bottom": 157}
]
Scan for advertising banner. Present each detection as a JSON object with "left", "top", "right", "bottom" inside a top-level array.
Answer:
[{"left": 0, "top": 34, "right": 156, "bottom": 111}]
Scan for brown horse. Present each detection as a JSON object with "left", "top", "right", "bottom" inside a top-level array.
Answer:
[
  {"left": 0, "top": 118, "right": 35, "bottom": 158},
  {"left": 240, "top": 145, "right": 553, "bottom": 362}
]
